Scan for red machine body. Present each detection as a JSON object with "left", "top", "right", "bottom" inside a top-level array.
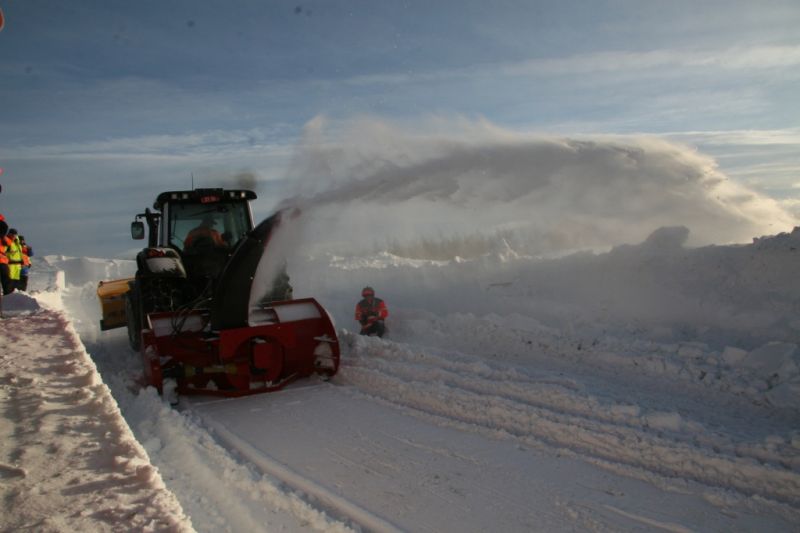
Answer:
[{"left": 141, "top": 298, "right": 339, "bottom": 396}]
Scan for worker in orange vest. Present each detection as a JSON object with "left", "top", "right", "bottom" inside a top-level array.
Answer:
[
  {"left": 0, "top": 216, "right": 6, "bottom": 316},
  {"left": 0, "top": 228, "right": 12, "bottom": 296},
  {"left": 355, "top": 286, "right": 389, "bottom": 337}
]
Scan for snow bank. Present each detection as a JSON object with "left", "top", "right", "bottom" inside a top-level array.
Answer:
[
  {"left": 37, "top": 255, "right": 135, "bottom": 287},
  {"left": 283, "top": 226, "right": 800, "bottom": 409},
  {"left": 0, "top": 290, "right": 192, "bottom": 532}
]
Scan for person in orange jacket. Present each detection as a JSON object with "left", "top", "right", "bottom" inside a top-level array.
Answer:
[
  {"left": 0, "top": 217, "right": 6, "bottom": 315},
  {"left": 0, "top": 228, "right": 13, "bottom": 296},
  {"left": 184, "top": 216, "right": 226, "bottom": 250},
  {"left": 355, "top": 286, "right": 388, "bottom": 337}
]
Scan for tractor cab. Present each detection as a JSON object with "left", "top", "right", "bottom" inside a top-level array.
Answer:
[
  {"left": 134, "top": 189, "right": 255, "bottom": 252},
  {"left": 132, "top": 189, "right": 257, "bottom": 282}
]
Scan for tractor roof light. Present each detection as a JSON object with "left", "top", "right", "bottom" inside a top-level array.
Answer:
[{"left": 156, "top": 189, "right": 257, "bottom": 207}]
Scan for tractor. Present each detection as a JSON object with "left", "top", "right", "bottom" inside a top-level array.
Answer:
[{"left": 97, "top": 188, "right": 339, "bottom": 397}]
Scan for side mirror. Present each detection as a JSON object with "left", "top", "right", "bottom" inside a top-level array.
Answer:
[{"left": 131, "top": 221, "right": 145, "bottom": 240}]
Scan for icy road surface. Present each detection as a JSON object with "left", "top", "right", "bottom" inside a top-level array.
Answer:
[
  {"left": 178, "top": 330, "right": 798, "bottom": 532},
  {"left": 77, "top": 324, "right": 799, "bottom": 532},
  {"left": 188, "top": 375, "right": 786, "bottom": 532}
]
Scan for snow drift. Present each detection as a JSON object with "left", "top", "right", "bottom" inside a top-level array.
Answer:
[
  {"left": 0, "top": 286, "right": 192, "bottom": 532},
  {"left": 285, "top": 224, "right": 800, "bottom": 409}
]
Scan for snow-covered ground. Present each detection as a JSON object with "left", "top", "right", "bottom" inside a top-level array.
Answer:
[
  {"left": 3, "top": 221, "right": 799, "bottom": 532},
  {"left": 0, "top": 274, "right": 191, "bottom": 532}
]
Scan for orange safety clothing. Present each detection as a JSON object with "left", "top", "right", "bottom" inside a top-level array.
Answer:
[
  {"left": 355, "top": 296, "right": 388, "bottom": 324},
  {"left": 184, "top": 226, "right": 225, "bottom": 248},
  {"left": 0, "top": 236, "right": 11, "bottom": 265}
]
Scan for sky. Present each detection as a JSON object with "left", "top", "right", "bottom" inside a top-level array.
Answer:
[{"left": 0, "top": 0, "right": 799, "bottom": 258}]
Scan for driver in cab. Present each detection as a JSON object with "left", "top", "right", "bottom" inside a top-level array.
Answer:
[{"left": 184, "top": 216, "right": 226, "bottom": 249}]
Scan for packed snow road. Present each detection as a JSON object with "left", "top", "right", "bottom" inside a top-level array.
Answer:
[
  {"left": 75, "top": 321, "right": 799, "bottom": 532},
  {"left": 341, "top": 333, "right": 800, "bottom": 507},
  {"left": 184, "top": 332, "right": 800, "bottom": 532}
]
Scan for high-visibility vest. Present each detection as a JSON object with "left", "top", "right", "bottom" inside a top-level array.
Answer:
[{"left": 6, "top": 237, "right": 23, "bottom": 280}]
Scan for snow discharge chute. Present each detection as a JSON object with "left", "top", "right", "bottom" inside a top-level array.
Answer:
[{"left": 210, "top": 211, "right": 280, "bottom": 331}]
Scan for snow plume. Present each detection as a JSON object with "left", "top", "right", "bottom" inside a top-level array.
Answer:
[
  {"left": 277, "top": 116, "right": 796, "bottom": 258},
  {"left": 249, "top": 208, "right": 307, "bottom": 306}
]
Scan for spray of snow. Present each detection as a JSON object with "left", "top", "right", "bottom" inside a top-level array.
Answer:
[
  {"left": 271, "top": 116, "right": 796, "bottom": 258},
  {"left": 246, "top": 116, "right": 799, "bottom": 361}
]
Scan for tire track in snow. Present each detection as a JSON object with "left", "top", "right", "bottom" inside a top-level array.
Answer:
[
  {"left": 338, "top": 334, "right": 800, "bottom": 513},
  {"left": 199, "top": 415, "right": 403, "bottom": 533}
]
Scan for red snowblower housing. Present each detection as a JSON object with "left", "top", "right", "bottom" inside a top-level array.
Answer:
[{"left": 97, "top": 188, "right": 339, "bottom": 397}]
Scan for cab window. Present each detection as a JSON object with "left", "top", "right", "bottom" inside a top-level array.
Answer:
[{"left": 168, "top": 201, "right": 251, "bottom": 252}]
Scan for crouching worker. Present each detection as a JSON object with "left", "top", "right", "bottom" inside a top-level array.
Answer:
[{"left": 355, "top": 286, "right": 388, "bottom": 337}]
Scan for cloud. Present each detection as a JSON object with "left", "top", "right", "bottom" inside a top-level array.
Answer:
[
  {"left": 666, "top": 128, "right": 800, "bottom": 146},
  {"left": 778, "top": 197, "right": 800, "bottom": 219},
  {"left": 278, "top": 116, "right": 798, "bottom": 255},
  {"left": 0, "top": 128, "right": 299, "bottom": 257},
  {"left": 0, "top": 129, "right": 292, "bottom": 160},
  {"left": 342, "top": 44, "right": 800, "bottom": 87},
  {"left": 662, "top": 128, "right": 800, "bottom": 192}
]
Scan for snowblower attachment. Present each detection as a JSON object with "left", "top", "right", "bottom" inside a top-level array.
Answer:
[
  {"left": 97, "top": 189, "right": 340, "bottom": 397},
  {"left": 142, "top": 298, "right": 339, "bottom": 396},
  {"left": 141, "top": 212, "right": 340, "bottom": 396}
]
